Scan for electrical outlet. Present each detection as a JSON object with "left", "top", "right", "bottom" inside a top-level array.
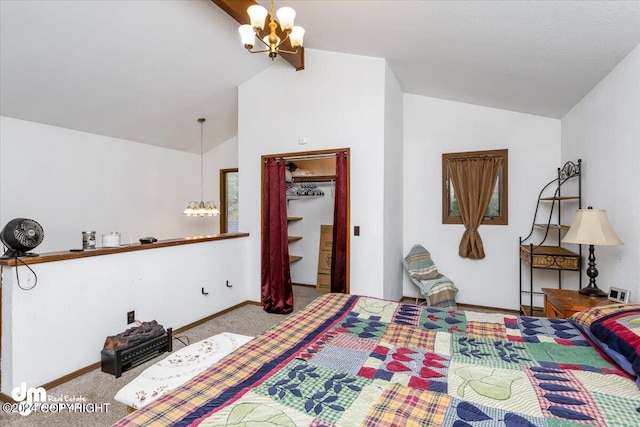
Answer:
[
  {"left": 608, "top": 287, "right": 630, "bottom": 303},
  {"left": 127, "top": 311, "right": 135, "bottom": 324}
]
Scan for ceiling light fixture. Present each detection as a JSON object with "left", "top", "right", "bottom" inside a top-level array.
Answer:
[
  {"left": 183, "top": 118, "right": 219, "bottom": 217},
  {"left": 238, "top": 0, "right": 305, "bottom": 60}
]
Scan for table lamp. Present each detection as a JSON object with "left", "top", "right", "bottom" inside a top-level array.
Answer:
[{"left": 562, "top": 207, "right": 623, "bottom": 297}]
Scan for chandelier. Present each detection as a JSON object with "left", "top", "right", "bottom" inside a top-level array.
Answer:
[
  {"left": 183, "top": 118, "right": 220, "bottom": 217},
  {"left": 238, "top": 0, "right": 305, "bottom": 60}
]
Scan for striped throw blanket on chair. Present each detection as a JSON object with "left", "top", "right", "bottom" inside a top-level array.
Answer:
[{"left": 403, "top": 244, "right": 458, "bottom": 308}]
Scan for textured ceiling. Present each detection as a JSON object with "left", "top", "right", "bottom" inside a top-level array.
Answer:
[{"left": 1, "top": 1, "right": 639, "bottom": 153}]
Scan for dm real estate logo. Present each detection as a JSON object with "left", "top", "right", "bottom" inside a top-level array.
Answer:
[{"left": 11, "top": 382, "right": 46, "bottom": 416}]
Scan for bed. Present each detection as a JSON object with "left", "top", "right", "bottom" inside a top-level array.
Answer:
[{"left": 114, "top": 293, "right": 640, "bottom": 426}]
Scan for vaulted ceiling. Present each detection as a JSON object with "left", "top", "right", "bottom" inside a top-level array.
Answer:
[{"left": 1, "top": 1, "right": 639, "bottom": 153}]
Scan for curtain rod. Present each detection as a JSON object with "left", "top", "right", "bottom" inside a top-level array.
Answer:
[
  {"left": 447, "top": 154, "right": 502, "bottom": 161},
  {"left": 284, "top": 152, "right": 347, "bottom": 162}
]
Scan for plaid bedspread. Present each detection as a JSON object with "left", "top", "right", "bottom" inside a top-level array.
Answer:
[{"left": 114, "top": 293, "right": 640, "bottom": 426}]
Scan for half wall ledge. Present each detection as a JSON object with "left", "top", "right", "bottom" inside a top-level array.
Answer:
[{"left": 0, "top": 233, "right": 250, "bottom": 266}]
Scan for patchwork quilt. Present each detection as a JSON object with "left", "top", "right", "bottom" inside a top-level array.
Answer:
[{"left": 114, "top": 293, "right": 640, "bottom": 427}]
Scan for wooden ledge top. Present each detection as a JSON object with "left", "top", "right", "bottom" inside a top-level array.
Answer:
[
  {"left": 0, "top": 233, "right": 249, "bottom": 266},
  {"left": 541, "top": 288, "right": 612, "bottom": 312}
]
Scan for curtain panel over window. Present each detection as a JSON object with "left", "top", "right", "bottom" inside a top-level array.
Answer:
[
  {"left": 261, "top": 158, "right": 294, "bottom": 313},
  {"left": 448, "top": 155, "right": 503, "bottom": 259}
]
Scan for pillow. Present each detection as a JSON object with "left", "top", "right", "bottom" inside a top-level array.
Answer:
[
  {"left": 571, "top": 321, "right": 635, "bottom": 377},
  {"left": 403, "top": 244, "right": 439, "bottom": 280},
  {"left": 570, "top": 304, "right": 640, "bottom": 380}
]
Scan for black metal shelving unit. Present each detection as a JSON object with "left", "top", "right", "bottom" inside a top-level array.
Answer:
[{"left": 519, "top": 159, "right": 582, "bottom": 316}]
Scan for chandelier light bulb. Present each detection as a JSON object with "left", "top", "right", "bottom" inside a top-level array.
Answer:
[
  {"left": 290, "top": 26, "right": 305, "bottom": 48},
  {"left": 247, "top": 4, "right": 268, "bottom": 31},
  {"left": 238, "top": 24, "right": 255, "bottom": 49},
  {"left": 276, "top": 6, "right": 296, "bottom": 33}
]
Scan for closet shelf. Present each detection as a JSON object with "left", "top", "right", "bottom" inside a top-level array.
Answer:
[
  {"left": 287, "top": 195, "right": 324, "bottom": 200},
  {"left": 287, "top": 216, "right": 303, "bottom": 222},
  {"left": 288, "top": 236, "right": 302, "bottom": 242},
  {"left": 289, "top": 255, "right": 303, "bottom": 264},
  {"left": 291, "top": 175, "right": 335, "bottom": 182}
]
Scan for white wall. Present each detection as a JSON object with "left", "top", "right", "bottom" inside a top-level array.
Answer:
[
  {"left": 288, "top": 184, "right": 335, "bottom": 286},
  {"left": 382, "top": 62, "right": 404, "bottom": 301},
  {"left": 403, "top": 95, "right": 561, "bottom": 310},
  {"left": 1, "top": 237, "right": 249, "bottom": 393},
  {"left": 0, "top": 117, "right": 248, "bottom": 392},
  {"left": 0, "top": 117, "right": 220, "bottom": 253},
  {"left": 561, "top": 43, "right": 640, "bottom": 302},
  {"left": 238, "top": 49, "right": 387, "bottom": 301}
]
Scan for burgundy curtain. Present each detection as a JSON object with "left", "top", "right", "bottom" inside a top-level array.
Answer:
[
  {"left": 261, "top": 158, "right": 293, "bottom": 313},
  {"left": 331, "top": 152, "right": 348, "bottom": 293}
]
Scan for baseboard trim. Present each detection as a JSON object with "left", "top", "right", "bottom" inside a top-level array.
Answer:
[
  {"left": 245, "top": 300, "right": 262, "bottom": 306},
  {"left": 456, "top": 303, "right": 519, "bottom": 315},
  {"left": 41, "top": 362, "right": 101, "bottom": 391},
  {"left": 292, "top": 282, "right": 316, "bottom": 288},
  {"left": 401, "top": 296, "right": 518, "bottom": 315},
  {"left": 2, "top": 299, "right": 263, "bottom": 395},
  {"left": 0, "top": 391, "right": 15, "bottom": 403},
  {"left": 173, "top": 300, "right": 258, "bottom": 334}
]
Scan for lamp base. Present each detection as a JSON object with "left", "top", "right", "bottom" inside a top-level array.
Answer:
[{"left": 579, "top": 286, "right": 608, "bottom": 298}]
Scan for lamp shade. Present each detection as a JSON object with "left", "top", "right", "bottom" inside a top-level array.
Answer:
[
  {"left": 562, "top": 208, "right": 623, "bottom": 246},
  {"left": 289, "top": 26, "right": 305, "bottom": 47},
  {"left": 276, "top": 6, "right": 296, "bottom": 32},
  {"left": 247, "top": 5, "right": 268, "bottom": 30},
  {"left": 238, "top": 24, "right": 256, "bottom": 49}
]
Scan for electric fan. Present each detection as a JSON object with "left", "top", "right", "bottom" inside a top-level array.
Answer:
[{"left": 0, "top": 218, "right": 44, "bottom": 259}]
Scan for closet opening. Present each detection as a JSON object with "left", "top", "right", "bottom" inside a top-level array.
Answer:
[{"left": 261, "top": 148, "right": 350, "bottom": 313}]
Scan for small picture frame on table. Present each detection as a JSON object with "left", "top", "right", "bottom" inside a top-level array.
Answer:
[{"left": 608, "top": 286, "right": 630, "bottom": 303}]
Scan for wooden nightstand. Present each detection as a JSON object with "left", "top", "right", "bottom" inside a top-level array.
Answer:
[{"left": 542, "top": 288, "right": 613, "bottom": 319}]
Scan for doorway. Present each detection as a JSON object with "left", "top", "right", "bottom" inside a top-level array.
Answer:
[{"left": 261, "top": 148, "right": 350, "bottom": 296}]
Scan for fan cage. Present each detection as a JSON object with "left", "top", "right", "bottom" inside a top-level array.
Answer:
[{"left": 0, "top": 218, "right": 44, "bottom": 259}]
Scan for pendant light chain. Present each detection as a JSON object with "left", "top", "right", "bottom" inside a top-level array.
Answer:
[{"left": 200, "top": 118, "right": 204, "bottom": 202}]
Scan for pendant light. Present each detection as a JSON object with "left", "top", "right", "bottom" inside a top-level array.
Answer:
[
  {"left": 183, "top": 118, "right": 219, "bottom": 217},
  {"left": 238, "top": 0, "right": 305, "bottom": 60}
]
